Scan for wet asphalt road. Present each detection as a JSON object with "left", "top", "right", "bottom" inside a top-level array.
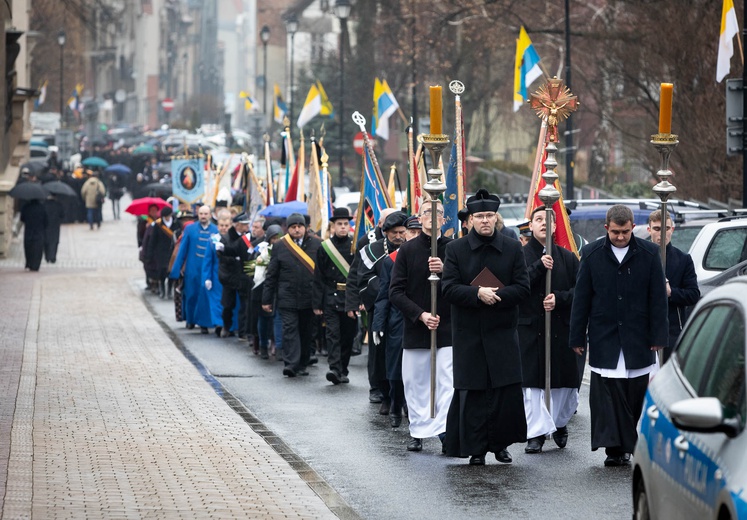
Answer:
[{"left": 148, "top": 294, "right": 633, "bottom": 520}]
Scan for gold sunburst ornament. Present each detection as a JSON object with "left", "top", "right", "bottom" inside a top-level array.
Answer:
[{"left": 529, "top": 77, "right": 579, "bottom": 143}]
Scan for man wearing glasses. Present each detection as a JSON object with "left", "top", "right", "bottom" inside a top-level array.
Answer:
[
  {"left": 646, "top": 210, "right": 699, "bottom": 362},
  {"left": 389, "top": 201, "right": 454, "bottom": 453},
  {"left": 441, "top": 189, "right": 531, "bottom": 465}
]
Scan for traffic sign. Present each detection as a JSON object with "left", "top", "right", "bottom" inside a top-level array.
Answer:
[
  {"left": 353, "top": 131, "right": 374, "bottom": 155},
  {"left": 161, "top": 98, "right": 175, "bottom": 112}
]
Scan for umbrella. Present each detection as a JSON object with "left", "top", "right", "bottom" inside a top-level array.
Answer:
[
  {"left": 9, "top": 182, "right": 49, "bottom": 200},
  {"left": 20, "top": 161, "right": 46, "bottom": 175},
  {"left": 144, "top": 182, "right": 172, "bottom": 197},
  {"left": 133, "top": 144, "right": 156, "bottom": 156},
  {"left": 42, "top": 180, "right": 77, "bottom": 197},
  {"left": 125, "top": 197, "right": 170, "bottom": 216},
  {"left": 105, "top": 163, "right": 132, "bottom": 176},
  {"left": 258, "top": 201, "right": 308, "bottom": 217},
  {"left": 82, "top": 156, "right": 109, "bottom": 168}
]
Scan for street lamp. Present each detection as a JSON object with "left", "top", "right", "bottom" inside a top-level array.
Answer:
[
  {"left": 334, "top": 0, "right": 351, "bottom": 184},
  {"left": 57, "top": 29, "right": 66, "bottom": 127},
  {"left": 285, "top": 15, "right": 299, "bottom": 125},
  {"left": 260, "top": 25, "right": 270, "bottom": 127}
]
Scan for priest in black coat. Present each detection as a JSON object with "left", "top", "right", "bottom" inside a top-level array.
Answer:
[
  {"left": 20, "top": 199, "right": 47, "bottom": 271},
  {"left": 44, "top": 195, "right": 65, "bottom": 263},
  {"left": 518, "top": 206, "right": 580, "bottom": 454},
  {"left": 441, "top": 189, "right": 531, "bottom": 465}
]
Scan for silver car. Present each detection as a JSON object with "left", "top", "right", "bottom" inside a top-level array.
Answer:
[{"left": 633, "top": 277, "right": 747, "bottom": 519}]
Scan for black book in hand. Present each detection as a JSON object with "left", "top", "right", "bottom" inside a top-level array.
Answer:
[{"left": 470, "top": 267, "right": 505, "bottom": 289}]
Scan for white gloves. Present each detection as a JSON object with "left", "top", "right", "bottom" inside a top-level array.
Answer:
[
  {"left": 215, "top": 242, "right": 225, "bottom": 252},
  {"left": 204, "top": 280, "right": 212, "bottom": 291},
  {"left": 372, "top": 331, "right": 383, "bottom": 346}
]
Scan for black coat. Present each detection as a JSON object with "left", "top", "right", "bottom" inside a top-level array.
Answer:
[
  {"left": 218, "top": 227, "right": 253, "bottom": 290},
  {"left": 518, "top": 237, "right": 580, "bottom": 388},
  {"left": 355, "top": 236, "right": 400, "bottom": 311},
  {"left": 389, "top": 232, "right": 453, "bottom": 349},
  {"left": 313, "top": 234, "right": 354, "bottom": 312},
  {"left": 373, "top": 257, "right": 404, "bottom": 380},
  {"left": 262, "top": 233, "right": 322, "bottom": 310},
  {"left": 664, "top": 242, "right": 700, "bottom": 345},
  {"left": 44, "top": 198, "right": 65, "bottom": 246},
  {"left": 144, "top": 218, "right": 180, "bottom": 274},
  {"left": 441, "top": 229, "right": 531, "bottom": 390},
  {"left": 569, "top": 234, "right": 669, "bottom": 370},
  {"left": 344, "top": 227, "right": 382, "bottom": 311}
]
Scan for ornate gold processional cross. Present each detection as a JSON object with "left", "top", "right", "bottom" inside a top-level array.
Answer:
[{"left": 528, "top": 77, "right": 579, "bottom": 143}]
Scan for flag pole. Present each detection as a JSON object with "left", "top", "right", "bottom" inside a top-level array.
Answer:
[{"left": 449, "top": 81, "right": 466, "bottom": 219}]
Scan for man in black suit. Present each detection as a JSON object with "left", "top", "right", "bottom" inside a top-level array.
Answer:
[
  {"left": 569, "top": 204, "right": 668, "bottom": 467},
  {"left": 647, "top": 210, "right": 700, "bottom": 362},
  {"left": 441, "top": 189, "right": 531, "bottom": 466}
]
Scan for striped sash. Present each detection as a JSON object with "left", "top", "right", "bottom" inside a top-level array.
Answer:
[
  {"left": 283, "top": 235, "right": 315, "bottom": 274},
  {"left": 321, "top": 239, "right": 350, "bottom": 278}
]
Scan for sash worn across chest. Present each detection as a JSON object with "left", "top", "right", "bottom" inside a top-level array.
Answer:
[
  {"left": 156, "top": 219, "right": 173, "bottom": 239},
  {"left": 321, "top": 239, "right": 350, "bottom": 278},
  {"left": 241, "top": 234, "right": 253, "bottom": 249},
  {"left": 283, "top": 235, "right": 315, "bottom": 274}
]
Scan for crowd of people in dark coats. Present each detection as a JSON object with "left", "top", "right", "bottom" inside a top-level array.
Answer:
[{"left": 135, "top": 191, "right": 699, "bottom": 469}]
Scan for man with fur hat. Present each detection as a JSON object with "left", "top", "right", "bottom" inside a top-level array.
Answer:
[
  {"left": 355, "top": 210, "right": 408, "bottom": 413},
  {"left": 313, "top": 207, "right": 356, "bottom": 384},
  {"left": 441, "top": 189, "right": 531, "bottom": 466},
  {"left": 262, "top": 212, "right": 322, "bottom": 377}
]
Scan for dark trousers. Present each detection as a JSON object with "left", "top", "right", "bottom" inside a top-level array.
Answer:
[
  {"left": 589, "top": 372, "right": 648, "bottom": 454},
  {"left": 221, "top": 285, "right": 247, "bottom": 333},
  {"left": 366, "top": 309, "right": 388, "bottom": 395},
  {"left": 325, "top": 309, "right": 357, "bottom": 376},
  {"left": 24, "top": 237, "right": 44, "bottom": 271},
  {"left": 279, "top": 308, "right": 315, "bottom": 372}
]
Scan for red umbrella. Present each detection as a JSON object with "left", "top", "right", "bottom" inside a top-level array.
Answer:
[{"left": 125, "top": 197, "right": 170, "bottom": 216}]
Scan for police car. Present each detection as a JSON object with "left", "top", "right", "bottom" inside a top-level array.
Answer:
[{"left": 633, "top": 277, "right": 747, "bottom": 519}]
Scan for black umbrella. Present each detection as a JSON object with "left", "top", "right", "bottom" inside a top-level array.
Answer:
[
  {"left": 42, "top": 180, "right": 77, "bottom": 197},
  {"left": 20, "top": 161, "right": 46, "bottom": 176},
  {"left": 144, "top": 182, "right": 172, "bottom": 197},
  {"left": 9, "top": 182, "right": 49, "bottom": 200}
]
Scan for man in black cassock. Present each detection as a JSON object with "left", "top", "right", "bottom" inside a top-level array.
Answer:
[
  {"left": 518, "top": 206, "right": 580, "bottom": 454},
  {"left": 569, "top": 204, "right": 667, "bottom": 467},
  {"left": 44, "top": 195, "right": 65, "bottom": 263},
  {"left": 441, "top": 189, "right": 530, "bottom": 465}
]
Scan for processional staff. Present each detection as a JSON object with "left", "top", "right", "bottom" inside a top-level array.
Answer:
[
  {"left": 650, "top": 82, "right": 678, "bottom": 367},
  {"left": 528, "top": 78, "right": 579, "bottom": 414}
]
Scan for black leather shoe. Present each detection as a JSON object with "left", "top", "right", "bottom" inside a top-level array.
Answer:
[
  {"left": 297, "top": 370, "right": 309, "bottom": 376},
  {"left": 379, "top": 400, "right": 391, "bottom": 415},
  {"left": 340, "top": 375, "right": 349, "bottom": 383},
  {"left": 200, "top": 327, "right": 209, "bottom": 334},
  {"left": 282, "top": 368, "right": 296, "bottom": 378},
  {"left": 260, "top": 351, "right": 269, "bottom": 360},
  {"left": 390, "top": 415, "right": 402, "bottom": 428},
  {"left": 369, "top": 390, "right": 383, "bottom": 403},
  {"left": 214, "top": 326, "right": 222, "bottom": 338},
  {"left": 495, "top": 449, "right": 513, "bottom": 464},
  {"left": 469, "top": 455, "right": 486, "bottom": 466},
  {"left": 604, "top": 454, "right": 631, "bottom": 467},
  {"left": 326, "top": 370, "right": 341, "bottom": 385},
  {"left": 307, "top": 357, "right": 319, "bottom": 366},
  {"left": 186, "top": 323, "right": 195, "bottom": 330},
  {"left": 525, "top": 437, "right": 544, "bottom": 454},
  {"left": 407, "top": 438, "right": 423, "bottom": 452},
  {"left": 553, "top": 426, "right": 568, "bottom": 448}
]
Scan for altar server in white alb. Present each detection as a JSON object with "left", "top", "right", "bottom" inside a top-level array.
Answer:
[{"left": 388, "top": 200, "right": 454, "bottom": 453}]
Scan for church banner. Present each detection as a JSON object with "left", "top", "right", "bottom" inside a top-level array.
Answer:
[{"left": 171, "top": 158, "right": 205, "bottom": 204}]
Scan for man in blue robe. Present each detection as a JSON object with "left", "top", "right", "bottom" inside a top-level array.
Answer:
[{"left": 170, "top": 204, "right": 219, "bottom": 333}]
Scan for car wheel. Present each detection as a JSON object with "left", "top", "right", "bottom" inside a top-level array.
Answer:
[{"left": 634, "top": 478, "right": 650, "bottom": 520}]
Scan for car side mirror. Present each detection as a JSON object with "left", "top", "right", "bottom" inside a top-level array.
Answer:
[{"left": 670, "top": 397, "right": 741, "bottom": 438}]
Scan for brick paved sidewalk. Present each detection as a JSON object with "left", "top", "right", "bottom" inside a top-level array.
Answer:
[{"left": 0, "top": 214, "right": 344, "bottom": 518}]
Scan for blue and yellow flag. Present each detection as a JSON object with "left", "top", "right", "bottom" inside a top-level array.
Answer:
[
  {"left": 273, "top": 83, "right": 288, "bottom": 124},
  {"left": 513, "top": 27, "right": 542, "bottom": 112}
]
